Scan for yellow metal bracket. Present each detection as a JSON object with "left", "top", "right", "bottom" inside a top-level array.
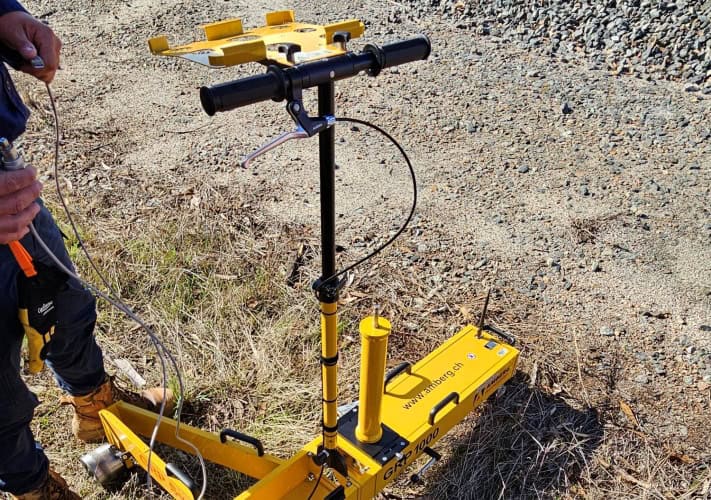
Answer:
[
  {"left": 100, "top": 409, "right": 196, "bottom": 499},
  {"left": 148, "top": 10, "right": 365, "bottom": 68}
]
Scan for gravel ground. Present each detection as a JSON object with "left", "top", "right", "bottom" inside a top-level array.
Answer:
[
  {"left": 397, "top": 0, "right": 711, "bottom": 85},
  {"left": 13, "top": 0, "right": 711, "bottom": 497}
]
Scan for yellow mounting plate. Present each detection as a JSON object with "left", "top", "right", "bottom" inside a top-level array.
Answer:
[{"left": 148, "top": 10, "right": 364, "bottom": 68}]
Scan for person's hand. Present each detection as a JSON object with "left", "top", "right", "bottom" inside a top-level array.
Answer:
[
  {"left": 0, "top": 167, "right": 42, "bottom": 244},
  {"left": 0, "top": 11, "right": 61, "bottom": 82}
]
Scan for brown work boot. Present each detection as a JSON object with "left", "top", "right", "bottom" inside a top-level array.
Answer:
[
  {"left": 61, "top": 377, "right": 176, "bottom": 443},
  {"left": 10, "top": 468, "right": 81, "bottom": 500}
]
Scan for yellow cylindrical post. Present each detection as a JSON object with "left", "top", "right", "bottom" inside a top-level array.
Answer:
[{"left": 355, "top": 315, "right": 391, "bottom": 444}]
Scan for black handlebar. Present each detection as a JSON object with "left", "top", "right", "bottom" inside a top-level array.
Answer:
[
  {"left": 363, "top": 36, "right": 432, "bottom": 74},
  {"left": 200, "top": 35, "right": 431, "bottom": 115},
  {"left": 201, "top": 71, "right": 283, "bottom": 116}
]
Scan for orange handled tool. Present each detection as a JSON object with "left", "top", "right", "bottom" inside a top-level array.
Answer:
[
  {"left": 9, "top": 240, "right": 37, "bottom": 278},
  {"left": 1, "top": 138, "right": 39, "bottom": 278},
  {"left": 10, "top": 229, "right": 57, "bottom": 375}
]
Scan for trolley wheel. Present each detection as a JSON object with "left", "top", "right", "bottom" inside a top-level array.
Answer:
[{"left": 80, "top": 443, "right": 129, "bottom": 488}]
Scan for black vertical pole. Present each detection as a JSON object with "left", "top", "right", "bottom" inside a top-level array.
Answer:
[
  {"left": 315, "top": 81, "right": 348, "bottom": 475},
  {"left": 318, "top": 82, "right": 336, "bottom": 280}
]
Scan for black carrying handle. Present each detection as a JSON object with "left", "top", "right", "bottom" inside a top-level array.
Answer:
[
  {"left": 428, "top": 392, "right": 459, "bottom": 426},
  {"left": 384, "top": 362, "right": 412, "bottom": 391},
  {"left": 200, "top": 35, "right": 431, "bottom": 115},
  {"left": 219, "top": 428, "right": 265, "bottom": 457}
]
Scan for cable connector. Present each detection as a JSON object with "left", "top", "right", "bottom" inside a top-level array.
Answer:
[
  {"left": 312, "top": 449, "right": 330, "bottom": 466},
  {"left": 0, "top": 137, "right": 27, "bottom": 171}
]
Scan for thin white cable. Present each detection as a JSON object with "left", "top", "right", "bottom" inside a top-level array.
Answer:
[{"left": 42, "top": 83, "right": 207, "bottom": 498}]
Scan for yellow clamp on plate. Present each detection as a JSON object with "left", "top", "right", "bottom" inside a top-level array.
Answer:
[{"left": 148, "top": 10, "right": 364, "bottom": 68}]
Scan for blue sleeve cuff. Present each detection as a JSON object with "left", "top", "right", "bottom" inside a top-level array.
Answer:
[{"left": 0, "top": 1, "right": 26, "bottom": 16}]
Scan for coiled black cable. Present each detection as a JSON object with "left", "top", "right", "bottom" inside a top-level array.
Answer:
[{"left": 314, "top": 116, "right": 418, "bottom": 292}]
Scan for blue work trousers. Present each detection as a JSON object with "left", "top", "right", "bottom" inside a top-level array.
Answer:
[{"left": 0, "top": 201, "right": 105, "bottom": 495}]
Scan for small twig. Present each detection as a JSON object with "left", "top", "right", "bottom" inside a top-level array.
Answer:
[
  {"left": 612, "top": 243, "right": 632, "bottom": 253},
  {"left": 571, "top": 327, "right": 591, "bottom": 407},
  {"left": 615, "top": 466, "right": 652, "bottom": 490},
  {"left": 677, "top": 468, "right": 711, "bottom": 499},
  {"left": 86, "top": 141, "right": 118, "bottom": 153}
]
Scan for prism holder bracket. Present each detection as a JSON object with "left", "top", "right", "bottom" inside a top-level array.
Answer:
[{"left": 148, "top": 10, "right": 364, "bottom": 68}]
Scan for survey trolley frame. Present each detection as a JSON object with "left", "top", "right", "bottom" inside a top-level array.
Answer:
[{"left": 82, "top": 10, "right": 520, "bottom": 499}]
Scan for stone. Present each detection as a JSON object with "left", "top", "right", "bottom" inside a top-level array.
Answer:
[
  {"left": 600, "top": 325, "right": 614, "bottom": 336},
  {"left": 473, "top": 257, "right": 489, "bottom": 269},
  {"left": 403, "top": 0, "right": 710, "bottom": 84}
]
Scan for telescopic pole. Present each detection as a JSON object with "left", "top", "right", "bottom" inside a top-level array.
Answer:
[{"left": 315, "top": 81, "right": 345, "bottom": 471}]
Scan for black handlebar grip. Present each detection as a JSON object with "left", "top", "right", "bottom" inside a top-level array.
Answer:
[
  {"left": 365, "top": 35, "right": 431, "bottom": 76},
  {"left": 200, "top": 36, "right": 430, "bottom": 115},
  {"left": 200, "top": 69, "right": 285, "bottom": 115}
]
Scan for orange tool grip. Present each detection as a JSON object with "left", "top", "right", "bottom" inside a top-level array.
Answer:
[{"left": 9, "top": 241, "right": 37, "bottom": 278}]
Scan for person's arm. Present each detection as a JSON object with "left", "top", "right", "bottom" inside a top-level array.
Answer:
[
  {"left": 0, "top": 1, "right": 27, "bottom": 16},
  {"left": 0, "top": 3, "right": 61, "bottom": 82},
  {"left": 0, "top": 2, "right": 51, "bottom": 244}
]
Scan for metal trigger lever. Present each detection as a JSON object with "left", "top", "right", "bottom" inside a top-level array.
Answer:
[
  {"left": 241, "top": 91, "right": 337, "bottom": 169},
  {"left": 240, "top": 128, "right": 309, "bottom": 168}
]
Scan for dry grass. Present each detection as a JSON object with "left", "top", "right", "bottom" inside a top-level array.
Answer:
[
  {"left": 568, "top": 213, "right": 625, "bottom": 245},
  {"left": 19, "top": 199, "right": 709, "bottom": 499}
]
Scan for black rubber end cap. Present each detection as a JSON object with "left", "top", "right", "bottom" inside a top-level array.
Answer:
[
  {"left": 420, "top": 35, "right": 433, "bottom": 60},
  {"left": 200, "top": 86, "right": 216, "bottom": 116}
]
